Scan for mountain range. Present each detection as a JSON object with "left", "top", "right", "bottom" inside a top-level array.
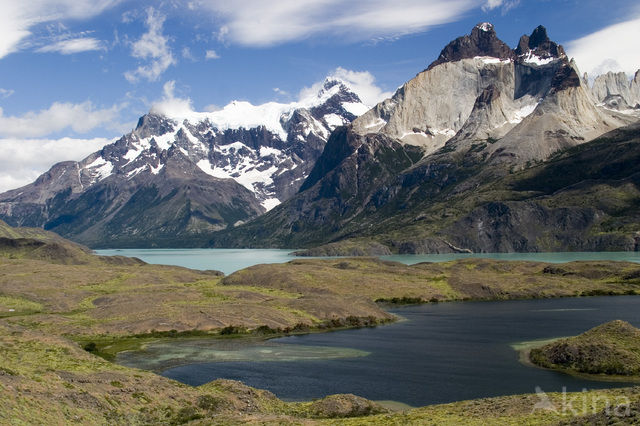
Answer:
[
  {"left": 1, "top": 23, "right": 639, "bottom": 252},
  {"left": 0, "top": 79, "right": 368, "bottom": 247}
]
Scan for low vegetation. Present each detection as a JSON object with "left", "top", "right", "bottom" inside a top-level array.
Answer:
[
  {"left": 2, "top": 225, "right": 640, "bottom": 423},
  {"left": 530, "top": 320, "right": 640, "bottom": 378},
  {"left": 223, "top": 257, "right": 640, "bottom": 303}
]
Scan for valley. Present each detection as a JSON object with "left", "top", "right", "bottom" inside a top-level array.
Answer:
[{"left": 1, "top": 11, "right": 640, "bottom": 425}]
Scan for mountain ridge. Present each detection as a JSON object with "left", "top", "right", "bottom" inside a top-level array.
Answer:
[
  {"left": 0, "top": 77, "right": 370, "bottom": 247},
  {"left": 1, "top": 23, "right": 639, "bottom": 251},
  {"left": 203, "top": 24, "right": 640, "bottom": 253}
]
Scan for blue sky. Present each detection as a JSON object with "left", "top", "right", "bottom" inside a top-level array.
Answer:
[{"left": 0, "top": 0, "right": 639, "bottom": 191}]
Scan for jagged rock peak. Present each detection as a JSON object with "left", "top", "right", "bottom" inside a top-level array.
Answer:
[
  {"left": 590, "top": 71, "right": 637, "bottom": 105},
  {"left": 134, "top": 113, "right": 175, "bottom": 139},
  {"left": 316, "top": 78, "right": 363, "bottom": 105},
  {"left": 427, "top": 22, "right": 514, "bottom": 70},
  {"left": 515, "top": 25, "right": 566, "bottom": 63}
]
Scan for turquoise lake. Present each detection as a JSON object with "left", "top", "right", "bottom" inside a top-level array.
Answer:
[{"left": 96, "top": 248, "right": 640, "bottom": 275}]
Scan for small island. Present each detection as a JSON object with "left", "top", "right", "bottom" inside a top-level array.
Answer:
[{"left": 529, "top": 320, "right": 640, "bottom": 380}]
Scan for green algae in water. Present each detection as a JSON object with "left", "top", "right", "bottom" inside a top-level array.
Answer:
[{"left": 117, "top": 338, "right": 369, "bottom": 372}]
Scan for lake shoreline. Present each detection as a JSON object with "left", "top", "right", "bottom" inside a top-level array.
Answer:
[
  {"left": 101, "top": 292, "right": 640, "bottom": 369},
  {"left": 94, "top": 248, "right": 640, "bottom": 275}
]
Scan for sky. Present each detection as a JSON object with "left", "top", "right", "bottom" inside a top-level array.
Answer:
[{"left": 0, "top": 0, "right": 639, "bottom": 192}]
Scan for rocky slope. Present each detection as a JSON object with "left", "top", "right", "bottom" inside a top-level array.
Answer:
[
  {"left": 208, "top": 24, "right": 640, "bottom": 252},
  {"left": 0, "top": 79, "right": 369, "bottom": 247}
]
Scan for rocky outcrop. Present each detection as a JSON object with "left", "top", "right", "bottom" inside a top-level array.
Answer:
[
  {"left": 514, "top": 25, "right": 566, "bottom": 61},
  {"left": 351, "top": 23, "right": 631, "bottom": 165},
  {"left": 427, "top": 22, "right": 514, "bottom": 70},
  {"left": 591, "top": 71, "right": 633, "bottom": 104},
  {"left": 487, "top": 66, "right": 633, "bottom": 163},
  {"left": 308, "top": 394, "right": 387, "bottom": 418}
]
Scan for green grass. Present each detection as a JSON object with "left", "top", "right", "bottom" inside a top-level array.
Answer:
[
  {"left": 530, "top": 320, "right": 640, "bottom": 379},
  {"left": 0, "top": 295, "right": 43, "bottom": 317}
]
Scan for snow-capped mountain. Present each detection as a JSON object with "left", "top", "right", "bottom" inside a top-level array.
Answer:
[
  {"left": 213, "top": 23, "right": 640, "bottom": 254},
  {"left": 92, "top": 77, "right": 367, "bottom": 210},
  {"left": 0, "top": 78, "right": 369, "bottom": 247},
  {"left": 352, "top": 24, "right": 635, "bottom": 161}
]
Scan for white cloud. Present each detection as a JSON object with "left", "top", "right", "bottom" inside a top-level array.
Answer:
[
  {"left": 481, "top": 0, "right": 519, "bottom": 13},
  {"left": 124, "top": 8, "right": 176, "bottom": 83},
  {"left": 0, "top": 0, "right": 122, "bottom": 59},
  {"left": 0, "top": 102, "right": 121, "bottom": 138},
  {"left": 0, "top": 137, "right": 112, "bottom": 192},
  {"left": 150, "top": 81, "right": 195, "bottom": 117},
  {"left": 0, "top": 88, "right": 14, "bottom": 99},
  {"left": 299, "top": 67, "right": 392, "bottom": 107},
  {"left": 37, "top": 37, "right": 104, "bottom": 54},
  {"left": 566, "top": 16, "right": 640, "bottom": 77},
  {"left": 482, "top": 0, "right": 503, "bottom": 10},
  {"left": 182, "top": 46, "right": 196, "bottom": 61},
  {"left": 273, "top": 87, "right": 289, "bottom": 97},
  {"left": 196, "top": 0, "right": 476, "bottom": 46},
  {"left": 205, "top": 49, "right": 220, "bottom": 60}
]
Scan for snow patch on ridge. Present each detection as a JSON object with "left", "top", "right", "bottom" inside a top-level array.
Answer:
[
  {"left": 522, "top": 52, "right": 555, "bottom": 66},
  {"left": 86, "top": 157, "right": 114, "bottom": 182},
  {"left": 259, "top": 146, "right": 281, "bottom": 157},
  {"left": 261, "top": 198, "right": 281, "bottom": 211},
  {"left": 474, "top": 56, "right": 511, "bottom": 65},
  {"left": 509, "top": 102, "right": 539, "bottom": 124},
  {"left": 364, "top": 117, "right": 387, "bottom": 130},
  {"left": 155, "top": 78, "right": 369, "bottom": 141},
  {"left": 324, "top": 113, "right": 346, "bottom": 128},
  {"left": 342, "top": 102, "right": 370, "bottom": 116}
]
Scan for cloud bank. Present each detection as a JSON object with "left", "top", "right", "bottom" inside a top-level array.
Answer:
[
  {"left": 0, "top": 0, "right": 121, "bottom": 59},
  {"left": 566, "top": 16, "right": 640, "bottom": 77},
  {"left": 197, "top": 0, "right": 477, "bottom": 46},
  {"left": 0, "top": 137, "right": 112, "bottom": 192},
  {"left": 0, "top": 101, "right": 122, "bottom": 139}
]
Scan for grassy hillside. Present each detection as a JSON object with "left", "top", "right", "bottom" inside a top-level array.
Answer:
[
  {"left": 530, "top": 320, "right": 640, "bottom": 377},
  {"left": 0, "top": 219, "right": 142, "bottom": 265},
  {"left": 224, "top": 257, "right": 640, "bottom": 303},
  {"left": 2, "top": 226, "right": 640, "bottom": 423}
]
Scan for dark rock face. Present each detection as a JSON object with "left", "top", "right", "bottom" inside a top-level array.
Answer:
[
  {"left": 515, "top": 25, "right": 566, "bottom": 59},
  {"left": 427, "top": 22, "right": 514, "bottom": 70},
  {"left": 475, "top": 85, "right": 501, "bottom": 107},
  {"left": 550, "top": 63, "right": 582, "bottom": 92}
]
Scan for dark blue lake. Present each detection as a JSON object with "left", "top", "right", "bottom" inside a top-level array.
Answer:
[{"left": 127, "top": 296, "right": 640, "bottom": 406}]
